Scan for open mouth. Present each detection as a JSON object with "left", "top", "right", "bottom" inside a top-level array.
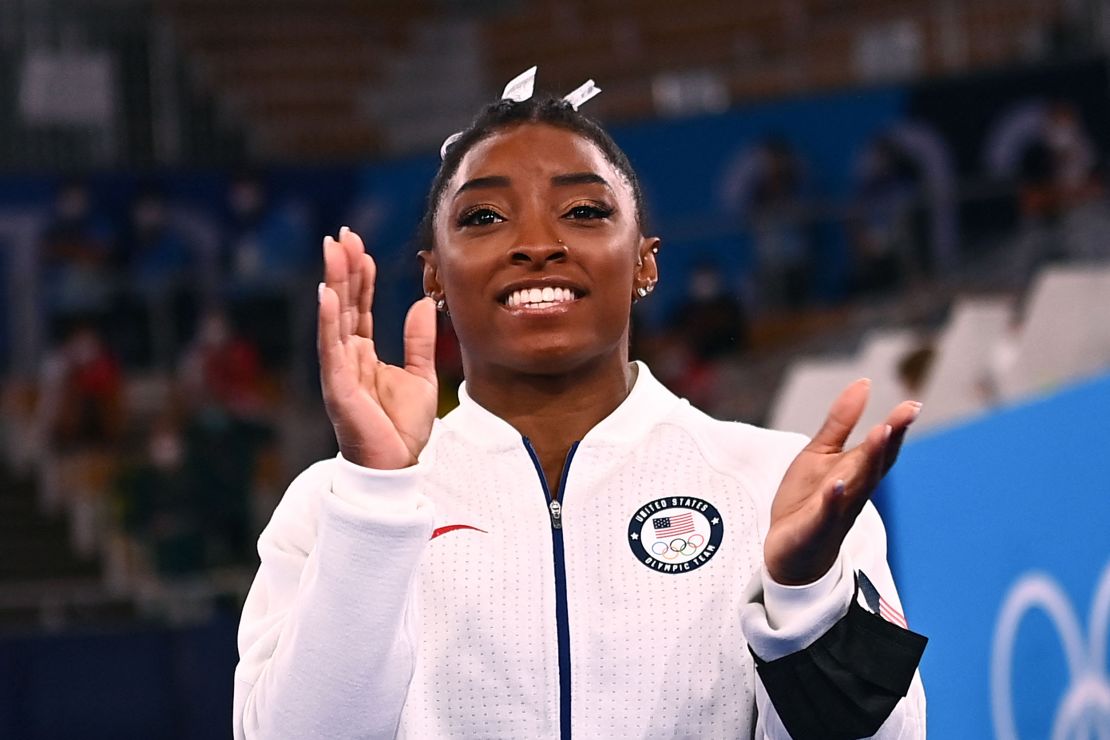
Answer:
[{"left": 502, "top": 286, "right": 581, "bottom": 310}]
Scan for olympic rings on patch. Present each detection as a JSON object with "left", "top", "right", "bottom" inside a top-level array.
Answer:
[{"left": 648, "top": 534, "right": 706, "bottom": 560}]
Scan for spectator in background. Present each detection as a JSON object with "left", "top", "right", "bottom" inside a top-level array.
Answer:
[
  {"left": 38, "top": 180, "right": 117, "bottom": 332},
  {"left": 746, "top": 136, "right": 813, "bottom": 312},
  {"left": 116, "top": 417, "right": 205, "bottom": 577},
  {"left": 177, "top": 309, "right": 275, "bottom": 565},
  {"left": 37, "top": 321, "right": 124, "bottom": 554},
  {"left": 896, "top": 343, "right": 936, "bottom": 399},
  {"left": 223, "top": 171, "right": 311, "bottom": 286},
  {"left": 656, "top": 262, "right": 748, "bottom": 411},
  {"left": 670, "top": 261, "right": 749, "bottom": 360},
  {"left": 40, "top": 321, "right": 124, "bottom": 452},
  {"left": 179, "top": 309, "right": 269, "bottom": 420},
  {"left": 1019, "top": 101, "right": 1102, "bottom": 223},
  {"left": 849, "top": 137, "right": 922, "bottom": 295},
  {"left": 111, "top": 187, "right": 202, "bottom": 368},
  {"left": 221, "top": 171, "right": 312, "bottom": 366},
  {"left": 123, "top": 187, "right": 195, "bottom": 282}
]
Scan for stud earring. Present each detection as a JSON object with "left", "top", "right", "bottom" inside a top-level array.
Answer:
[
  {"left": 636, "top": 286, "right": 649, "bottom": 298},
  {"left": 435, "top": 298, "right": 447, "bottom": 312}
]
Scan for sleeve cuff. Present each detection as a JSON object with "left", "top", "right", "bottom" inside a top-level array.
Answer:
[
  {"left": 741, "top": 555, "right": 856, "bottom": 662},
  {"left": 762, "top": 556, "right": 846, "bottom": 631},
  {"left": 330, "top": 452, "right": 429, "bottom": 517}
]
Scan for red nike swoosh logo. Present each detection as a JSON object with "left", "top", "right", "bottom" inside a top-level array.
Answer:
[{"left": 430, "top": 524, "right": 488, "bottom": 540}]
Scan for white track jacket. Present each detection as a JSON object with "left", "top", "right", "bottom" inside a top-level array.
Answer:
[{"left": 234, "top": 362, "right": 926, "bottom": 739}]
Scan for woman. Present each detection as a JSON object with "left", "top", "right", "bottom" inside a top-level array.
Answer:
[{"left": 234, "top": 86, "right": 926, "bottom": 739}]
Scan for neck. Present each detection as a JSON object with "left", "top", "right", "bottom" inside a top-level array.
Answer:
[{"left": 463, "top": 353, "right": 637, "bottom": 465}]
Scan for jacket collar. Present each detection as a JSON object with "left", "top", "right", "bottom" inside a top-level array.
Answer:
[{"left": 441, "top": 361, "right": 684, "bottom": 451}]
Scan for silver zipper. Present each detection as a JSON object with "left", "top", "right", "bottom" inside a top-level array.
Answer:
[{"left": 548, "top": 499, "right": 562, "bottom": 530}]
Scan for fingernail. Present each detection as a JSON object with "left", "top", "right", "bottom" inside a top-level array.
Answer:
[
  {"left": 339, "top": 225, "right": 350, "bottom": 238},
  {"left": 317, "top": 282, "right": 325, "bottom": 304},
  {"left": 908, "top": 401, "right": 923, "bottom": 422},
  {"left": 833, "top": 479, "right": 847, "bottom": 496},
  {"left": 857, "top": 377, "right": 872, "bottom": 387},
  {"left": 323, "top": 235, "right": 334, "bottom": 249},
  {"left": 883, "top": 424, "right": 893, "bottom": 442}
]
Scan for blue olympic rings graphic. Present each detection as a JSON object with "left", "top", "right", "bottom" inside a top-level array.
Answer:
[{"left": 991, "top": 560, "right": 1110, "bottom": 739}]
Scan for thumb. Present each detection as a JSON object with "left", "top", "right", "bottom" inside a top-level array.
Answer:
[
  {"left": 403, "top": 297, "right": 437, "bottom": 386},
  {"left": 807, "top": 378, "right": 871, "bottom": 454}
]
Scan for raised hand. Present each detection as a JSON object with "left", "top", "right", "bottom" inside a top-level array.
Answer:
[
  {"left": 318, "top": 227, "right": 438, "bottom": 470},
  {"left": 764, "top": 379, "right": 921, "bottom": 586}
]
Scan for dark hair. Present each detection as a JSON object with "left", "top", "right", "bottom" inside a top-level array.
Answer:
[{"left": 417, "top": 94, "right": 646, "bottom": 249}]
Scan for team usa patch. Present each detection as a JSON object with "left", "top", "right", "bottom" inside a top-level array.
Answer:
[{"left": 627, "top": 497, "right": 724, "bottom": 573}]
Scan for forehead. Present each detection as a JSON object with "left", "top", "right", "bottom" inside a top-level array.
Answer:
[{"left": 447, "top": 123, "right": 631, "bottom": 198}]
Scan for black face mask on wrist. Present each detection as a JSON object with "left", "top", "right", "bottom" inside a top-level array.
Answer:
[{"left": 750, "top": 573, "right": 928, "bottom": 740}]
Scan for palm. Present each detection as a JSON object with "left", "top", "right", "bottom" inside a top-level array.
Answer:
[
  {"left": 764, "top": 380, "right": 921, "bottom": 585},
  {"left": 319, "top": 228, "right": 437, "bottom": 470}
]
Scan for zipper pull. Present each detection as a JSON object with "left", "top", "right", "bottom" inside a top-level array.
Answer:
[{"left": 548, "top": 499, "right": 562, "bottom": 530}]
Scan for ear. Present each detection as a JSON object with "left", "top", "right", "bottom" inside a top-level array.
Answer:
[
  {"left": 418, "top": 249, "right": 442, "bottom": 299},
  {"left": 634, "top": 236, "right": 661, "bottom": 294}
]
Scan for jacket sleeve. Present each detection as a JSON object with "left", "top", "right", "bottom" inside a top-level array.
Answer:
[
  {"left": 233, "top": 454, "right": 436, "bottom": 740},
  {"left": 740, "top": 502, "right": 927, "bottom": 739}
]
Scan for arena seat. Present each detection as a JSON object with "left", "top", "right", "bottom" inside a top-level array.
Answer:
[
  {"left": 848, "top": 328, "right": 921, "bottom": 447},
  {"left": 916, "top": 297, "right": 1013, "bottom": 432},
  {"left": 769, "top": 327, "right": 921, "bottom": 443},
  {"left": 996, "top": 263, "right": 1110, "bottom": 401},
  {"left": 769, "top": 357, "right": 861, "bottom": 437}
]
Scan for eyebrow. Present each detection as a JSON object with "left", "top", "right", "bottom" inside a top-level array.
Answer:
[
  {"left": 551, "top": 172, "right": 610, "bottom": 188},
  {"left": 455, "top": 176, "right": 511, "bottom": 195},
  {"left": 453, "top": 171, "right": 612, "bottom": 198}
]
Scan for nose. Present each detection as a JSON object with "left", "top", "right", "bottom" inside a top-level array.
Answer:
[
  {"left": 510, "top": 219, "right": 567, "bottom": 265},
  {"left": 510, "top": 241, "right": 567, "bottom": 265},
  {"left": 508, "top": 209, "right": 568, "bottom": 265}
]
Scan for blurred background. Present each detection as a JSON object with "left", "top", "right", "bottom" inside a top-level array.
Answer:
[{"left": 1, "top": 0, "right": 1109, "bottom": 737}]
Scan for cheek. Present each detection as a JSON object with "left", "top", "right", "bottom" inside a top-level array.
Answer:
[{"left": 594, "top": 236, "right": 641, "bottom": 284}]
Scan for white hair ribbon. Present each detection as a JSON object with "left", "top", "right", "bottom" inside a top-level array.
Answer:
[
  {"left": 439, "top": 66, "right": 601, "bottom": 160},
  {"left": 563, "top": 79, "right": 601, "bottom": 110},
  {"left": 501, "top": 65, "right": 538, "bottom": 102},
  {"left": 439, "top": 131, "right": 464, "bottom": 160}
]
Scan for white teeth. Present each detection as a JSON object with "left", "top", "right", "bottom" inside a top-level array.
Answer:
[{"left": 504, "top": 287, "right": 579, "bottom": 307}]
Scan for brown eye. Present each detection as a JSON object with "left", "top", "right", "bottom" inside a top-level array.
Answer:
[
  {"left": 565, "top": 204, "right": 613, "bottom": 220},
  {"left": 458, "top": 207, "right": 505, "bottom": 227}
]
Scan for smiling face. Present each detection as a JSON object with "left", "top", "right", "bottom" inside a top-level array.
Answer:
[{"left": 421, "top": 122, "right": 659, "bottom": 378}]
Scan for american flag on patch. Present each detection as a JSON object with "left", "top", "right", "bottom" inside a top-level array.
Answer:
[
  {"left": 653, "top": 513, "right": 696, "bottom": 539},
  {"left": 857, "top": 571, "right": 908, "bottom": 629}
]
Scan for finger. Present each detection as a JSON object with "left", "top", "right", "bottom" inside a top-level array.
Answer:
[
  {"left": 340, "top": 226, "right": 364, "bottom": 337},
  {"left": 403, "top": 297, "right": 437, "bottom": 386},
  {"left": 881, "top": 400, "right": 922, "bottom": 475},
  {"left": 807, "top": 378, "right": 871, "bottom": 454},
  {"left": 353, "top": 332, "right": 379, "bottom": 397},
  {"left": 323, "top": 235, "right": 352, "bottom": 338},
  {"left": 317, "top": 283, "right": 350, "bottom": 400},
  {"left": 344, "top": 230, "right": 361, "bottom": 329},
  {"left": 863, "top": 422, "right": 892, "bottom": 492},
  {"left": 823, "top": 422, "right": 890, "bottom": 511},
  {"left": 357, "top": 252, "right": 376, "bottom": 339}
]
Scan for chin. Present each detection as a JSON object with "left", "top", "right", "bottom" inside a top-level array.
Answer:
[{"left": 485, "top": 335, "right": 626, "bottom": 377}]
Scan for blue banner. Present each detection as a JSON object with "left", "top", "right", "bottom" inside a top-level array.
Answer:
[{"left": 887, "top": 372, "right": 1110, "bottom": 738}]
